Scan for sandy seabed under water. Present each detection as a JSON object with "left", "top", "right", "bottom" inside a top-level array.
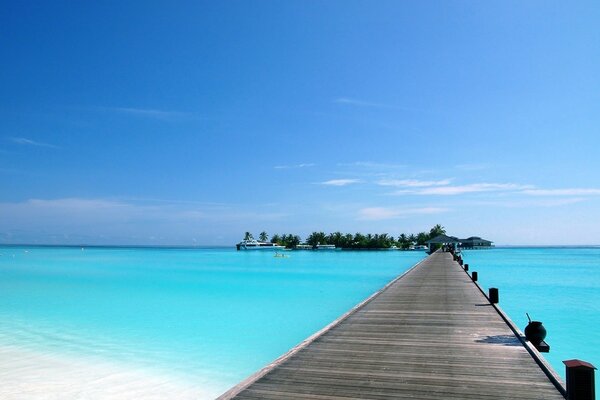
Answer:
[{"left": 0, "top": 345, "right": 222, "bottom": 400}]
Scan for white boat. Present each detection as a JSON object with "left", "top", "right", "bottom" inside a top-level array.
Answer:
[
  {"left": 236, "top": 239, "right": 286, "bottom": 251},
  {"left": 315, "top": 244, "right": 338, "bottom": 251}
]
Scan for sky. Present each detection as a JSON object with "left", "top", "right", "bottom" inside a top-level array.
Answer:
[{"left": 1, "top": 1, "right": 599, "bottom": 246}]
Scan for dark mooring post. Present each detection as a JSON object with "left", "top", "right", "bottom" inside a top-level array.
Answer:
[
  {"left": 464, "top": 263, "right": 469, "bottom": 272},
  {"left": 564, "top": 359, "right": 596, "bottom": 400},
  {"left": 489, "top": 288, "right": 499, "bottom": 304},
  {"left": 472, "top": 271, "right": 478, "bottom": 281}
]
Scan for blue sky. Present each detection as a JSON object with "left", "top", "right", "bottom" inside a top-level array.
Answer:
[{"left": 1, "top": 1, "right": 599, "bottom": 245}]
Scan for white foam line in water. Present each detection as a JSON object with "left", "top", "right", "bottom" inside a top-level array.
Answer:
[{"left": 0, "top": 344, "right": 222, "bottom": 400}]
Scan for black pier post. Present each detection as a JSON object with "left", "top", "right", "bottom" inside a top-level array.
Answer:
[
  {"left": 489, "top": 288, "right": 499, "bottom": 304},
  {"left": 564, "top": 359, "right": 596, "bottom": 400}
]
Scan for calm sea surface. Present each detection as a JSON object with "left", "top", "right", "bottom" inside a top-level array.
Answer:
[
  {"left": 2, "top": 246, "right": 597, "bottom": 398},
  {"left": 462, "top": 247, "right": 600, "bottom": 392},
  {"left": 0, "top": 246, "right": 424, "bottom": 398}
]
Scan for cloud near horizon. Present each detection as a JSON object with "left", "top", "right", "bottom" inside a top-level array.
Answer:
[
  {"left": 0, "top": 197, "right": 290, "bottom": 245},
  {"left": 0, "top": 197, "right": 287, "bottom": 226}
]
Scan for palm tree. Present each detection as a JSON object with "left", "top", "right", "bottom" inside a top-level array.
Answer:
[
  {"left": 398, "top": 233, "right": 408, "bottom": 248},
  {"left": 344, "top": 233, "right": 353, "bottom": 248},
  {"left": 354, "top": 232, "right": 366, "bottom": 248},
  {"left": 416, "top": 232, "right": 429, "bottom": 245},
  {"left": 378, "top": 233, "right": 392, "bottom": 248},
  {"left": 328, "top": 232, "right": 344, "bottom": 247},
  {"left": 408, "top": 234, "right": 417, "bottom": 245},
  {"left": 428, "top": 224, "right": 446, "bottom": 239},
  {"left": 289, "top": 235, "right": 301, "bottom": 248},
  {"left": 307, "top": 232, "right": 327, "bottom": 246},
  {"left": 244, "top": 232, "right": 254, "bottom": 241},
  {"left": 259, "top": 231, "right": 268, "bottom": 242}
]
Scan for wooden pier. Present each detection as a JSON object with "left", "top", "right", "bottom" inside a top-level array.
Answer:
[{"left": 218, "top": 251, "right": 565, "bottom": 399}]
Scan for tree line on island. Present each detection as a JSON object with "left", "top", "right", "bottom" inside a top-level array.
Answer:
[{"left": 243, "top": 224, "right": 446, "bottom": 250}]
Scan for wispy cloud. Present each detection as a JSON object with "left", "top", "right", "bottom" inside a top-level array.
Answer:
[
  {"left": 471, "top": 198, "right": 587, "bottom": 208},
  {"left": 454, "top": 163, "right": 491, "bottom": 171},
  {"left": 106, "top": 107, "right": 193, "bottom": 120},
  {"left": 0, "top": 198, "right": 287, "bottom": 221},
  {"left": 274, "top": 163, "right": 316, "bottom": 169},
  {"left": 10, "top": 137, "right": 59, "bottom": 149},
  {"left": 0, "top": 197, "right": 290, "bottom": 245},
  {"left": 334, "top": 97, "right": 415, "bottom": 111},
  {"left": 337, "top": 161, "right": 406, "bottom": 170},
  {"left": 319, "top": 179, "right": 361, "bottom": 186},
  {"left": 377, "top": 178, "right": 452, "bottom": 188},
  {"left": 522, "top": 188, "right": 600, "bottom": 196},
  {"left": 392, "top": 183, "right": 533, "bottom": 196},
  {"left": 358, "top": 206, "right": 448, "bottom": 220}
]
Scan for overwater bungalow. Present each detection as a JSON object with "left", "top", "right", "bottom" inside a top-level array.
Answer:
[
  {"left": 426, "top": 234, "right": 494, "bottom": 253},
  {"left": 459, "top": 236, "right": 494, "bottom": 249},
  {"left": 425, "top": 234, "right": 461, "bottom": 253}
]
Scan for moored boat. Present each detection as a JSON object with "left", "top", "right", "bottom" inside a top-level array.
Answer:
[
  {"left": 236, "top": 239, "right": 286, "bottom": 251},
  {"left": 315, "top": 244, "right": 338, "bottom": 251},
  {"left": 295, "top": 244, "right": 313, "bottom": 250}
]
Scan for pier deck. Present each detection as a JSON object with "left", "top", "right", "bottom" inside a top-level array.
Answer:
[{"left": 219, "top": 251, "right": 565, "bottom": 399}]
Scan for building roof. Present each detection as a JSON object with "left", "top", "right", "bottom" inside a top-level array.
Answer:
[
  {"left": 425, "top": 234, "right": 461, "bottom": 244},
  {"left": 460, "top": 237, "right": 493, "bottom": 244}
]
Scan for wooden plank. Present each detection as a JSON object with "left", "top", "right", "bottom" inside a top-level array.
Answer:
[{"left": 218, "top": 252, "right": 565, "bottom": 399}]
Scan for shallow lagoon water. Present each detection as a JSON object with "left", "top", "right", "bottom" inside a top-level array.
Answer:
[
  {"left": 462, "top": 247, "right": 600, "bottom": 392},
  {"left": 3, "top": 246, "right": 597, "bottom": 398},
  {"left": 0, "top": 246, "right": 425, "bottom": 399}
]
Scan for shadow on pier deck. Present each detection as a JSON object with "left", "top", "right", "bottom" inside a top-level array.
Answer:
[{"left": 218, "top": 251, "right": 565, "bottom": 400}]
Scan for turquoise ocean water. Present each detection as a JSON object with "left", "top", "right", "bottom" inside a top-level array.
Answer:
[
  {"left": 1, "top": 246, "right": 598, "bottom": 398},
  {"left": 0, "top": 246, "right": 425, "bottom": 398},
  {"left": 462, "top": 247, "right": 600, "bottom": 392}
]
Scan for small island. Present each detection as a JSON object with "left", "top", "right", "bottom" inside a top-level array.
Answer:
[{"left": 237, "top": 225, "right": 493, "bottom": 251}]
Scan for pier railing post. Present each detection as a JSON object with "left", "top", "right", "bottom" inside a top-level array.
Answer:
[
  {"left": 471, "top": 271, "right": 478, "bottom": 282},
  {"left": 489, "top": 288, "right": 499, "bottom": 304},
  {"left": 464, "top": 263, "right": 469, "bottom": 272},
  {"left": 564, "top": 360, "right": 596, "bottom": 400}
]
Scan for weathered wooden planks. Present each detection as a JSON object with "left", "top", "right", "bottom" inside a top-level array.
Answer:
[{"left": 218, "top": 252, "right": 565, "bottom": 400}]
